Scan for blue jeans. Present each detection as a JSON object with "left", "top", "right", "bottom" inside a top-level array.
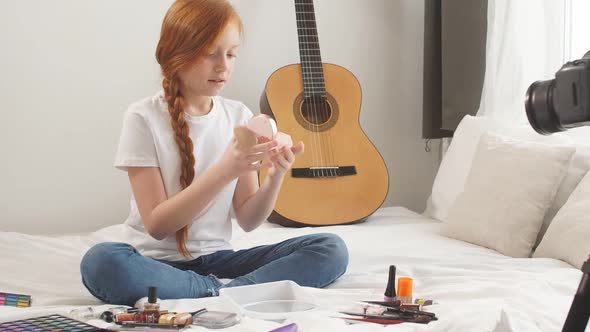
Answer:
[{"left": 80, "top": 233, "right": 348, "bottom": 306}]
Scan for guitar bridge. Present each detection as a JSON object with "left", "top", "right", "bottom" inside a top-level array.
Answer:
[{"left": 291, "top": 166, "right": 356, "bottom": 178}]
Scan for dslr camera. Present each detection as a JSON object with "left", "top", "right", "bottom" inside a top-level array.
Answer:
[
  {"left": 562, "top": 257, "right": 589, "bottom": 332},
  {"left": 525, "top": 51, "right": 590, "bottom": 331},
  {"left": 526, "top": 50, "right": 590, "bottom": 134}
]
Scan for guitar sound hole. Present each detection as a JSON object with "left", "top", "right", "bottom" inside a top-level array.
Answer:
[{"left": 301, "top": 96, "right": 332, "bottom": 125}]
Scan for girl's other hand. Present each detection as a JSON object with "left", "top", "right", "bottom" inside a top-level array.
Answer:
[
  {"left": 218, "top": 137, "right": 278, "bottom": 180},
  {"left": 267, "top": 141, "right": 304, "bottom": 179}
]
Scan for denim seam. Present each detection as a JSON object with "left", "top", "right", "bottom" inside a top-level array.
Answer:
[{"left": 269, "top": 237, "right": 315, "bottom": 258}]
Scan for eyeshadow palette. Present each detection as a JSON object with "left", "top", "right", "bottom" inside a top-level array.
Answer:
[
  {"left": 0, "top": 314, "right": 106, "bottom": 332},
  {"left": 0, "top": 293, "right": 31, "bottom": 307}
]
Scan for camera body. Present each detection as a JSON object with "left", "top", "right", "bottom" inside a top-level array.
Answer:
[
  {"left": 562, "top": 256, "right": 590, "bottom": 332},
  {"left": 526, "top": 51, "right": 590, "bottom": 134},
  {"left": 525, "top": 51, "right": 590, "bottom": 331}
]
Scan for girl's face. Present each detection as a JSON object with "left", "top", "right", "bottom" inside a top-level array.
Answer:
[{"left": 179, "top": 22, "right": 240, "bottom": 97}]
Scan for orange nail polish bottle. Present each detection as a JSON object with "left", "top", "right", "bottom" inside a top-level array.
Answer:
[{"left": 396, "top": 277, "right": 413, "bottom": 304}]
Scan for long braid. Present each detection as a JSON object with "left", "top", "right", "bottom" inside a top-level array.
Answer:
[
  {"left": 163, "top": 76, "right": 194, "bottom": 258},
  {"left": 155, "top": 0, "right": 242, "bottom": 258}
]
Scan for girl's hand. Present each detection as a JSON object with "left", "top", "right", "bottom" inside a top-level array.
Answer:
[
  {"left": 267, "top": 141, "right": 305, "bottom": 179},
  {"left": 218, "top": 138, "right": 278, "bottom": 180}
]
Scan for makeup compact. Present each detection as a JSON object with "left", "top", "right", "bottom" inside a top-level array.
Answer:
[
  {"left": 192, "top": 310, "right": 240, "bottom": 329},
  {"left": 247, "top": 114, "right": 278, "bottom": 139},
  {"left": 234, "top": 114, "right": 293, "bottom": 150}
]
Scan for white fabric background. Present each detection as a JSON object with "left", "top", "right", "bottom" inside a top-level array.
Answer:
[
  {"left": 476, "top": 0, "right": 566, "bottom": 124},
  {"left": 476, "top": 0, "right": 589, "bottom": 125}
]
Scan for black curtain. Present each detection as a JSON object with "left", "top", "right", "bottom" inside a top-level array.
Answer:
[{"left": 423, "top": 0, "right": 488, "bottom": 139}]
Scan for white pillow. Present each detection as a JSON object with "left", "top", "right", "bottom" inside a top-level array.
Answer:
[
  {"left": 534, "top": 169, "right": 590, "bottom": 269},
  {"left": 441, "top": 132, "right": 575, "bottom": 258},
  {"left": 423, "top": 116, "right": 489, "bottom": 221},
  {"left": 424, "top": 115, "right": 573, "bottom": 223},
  {"left": 536, "top": 145, "right": 590, "bottom": 246}
]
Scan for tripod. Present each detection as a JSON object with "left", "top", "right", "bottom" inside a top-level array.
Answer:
[{"left": 562, "top": 256, "right": 590, "bottom": 332}]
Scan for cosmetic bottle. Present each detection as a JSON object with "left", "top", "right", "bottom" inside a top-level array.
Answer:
[
  {"left": 99, "top": 307, "right": 128, "bottom": 323},
  {"left": 114, "top": 312, "right": 139, "bottom": 323},
  {"left": 139, "top": 286, "right": 161, "bottom": 323},
  {"left": 384, "top": 265, "right": 397, "bottom": 302},
  {"left": 396, "top": 277, "right": 413, "bottom": 304},
  {"left": 158, "top": 313, "right": 177, "bottom": 324}
]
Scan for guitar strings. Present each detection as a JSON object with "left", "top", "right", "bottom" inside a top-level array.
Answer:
[
  {"left": 304, "top": 0, "right": 329, "bottom": 176},
  {"left": 307, "top": 0, "right": 337, "bottom": 176},
  {"left": 297, "top": 0, "right": 322, "bottom": 172},
  {"left": 306, "top": 0, "right": 328, "bottom": 176},
  {"left": 295, "top": 1, "right": 312, "bottom": 168},
  {"left": 306, "top": 0, "right": 325, "bottom": 175},
  {"left": 314, "top": 5, "right": 338, "bottom": 176}
]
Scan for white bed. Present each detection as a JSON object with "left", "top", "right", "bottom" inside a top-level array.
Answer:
[
  {"left": 2, "top": 114, "right": 590, "bottom": 332},
  {"left": 0, "top": 206, "right": 581, "bottom": 331}
]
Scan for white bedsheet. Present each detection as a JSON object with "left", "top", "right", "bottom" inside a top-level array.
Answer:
[{"left": 0, "top": 207, "right": 583, "bottom": 331}]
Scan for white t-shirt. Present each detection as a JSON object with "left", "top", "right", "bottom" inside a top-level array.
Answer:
[{"left": 114, "top": 91, "right": 253, "bottom": 261}]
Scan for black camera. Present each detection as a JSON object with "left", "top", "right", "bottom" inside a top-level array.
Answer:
[
  {"left": 525, "top": 52, "right": 590, "bottom": 331},
  {"left": 525, "top": 50, "right": 590, "bottom": 135},
  {"left": 562, "top": 256, "right": 590, "bottom": 332}
]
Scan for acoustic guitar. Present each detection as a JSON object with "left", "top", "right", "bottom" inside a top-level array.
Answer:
[{"left": 259, "top": 0, "right": 389, "bottom": 227}]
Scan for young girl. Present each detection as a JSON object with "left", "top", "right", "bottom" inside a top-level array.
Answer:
[{"left": 80, "top": 0, "right": 348, "bottom": 306}]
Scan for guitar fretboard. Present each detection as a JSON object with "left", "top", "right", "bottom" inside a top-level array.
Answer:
[{"left": 295, "top": 0, "right": 326, "bottom": 97}]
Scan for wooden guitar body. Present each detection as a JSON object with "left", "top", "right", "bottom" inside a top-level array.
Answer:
[{"left": 259, "top": 63, "right": 389, "bottom": 226}]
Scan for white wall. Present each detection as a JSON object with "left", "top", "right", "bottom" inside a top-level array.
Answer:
[{"left": 0, "top": 0, "right": 440, "bottom": 234}]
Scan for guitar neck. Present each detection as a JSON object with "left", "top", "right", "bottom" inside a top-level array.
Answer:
[{"left": 294, "top": 0, "right": 326, "bottom": 97}]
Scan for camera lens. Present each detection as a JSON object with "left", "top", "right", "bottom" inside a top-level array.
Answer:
[{"left": 525, "top": 79, "right": 563, "bottom": 134}]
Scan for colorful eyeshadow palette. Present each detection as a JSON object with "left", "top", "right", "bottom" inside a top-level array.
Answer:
[
  {"left": 0, "top": 293, "right": 31, "bottom": 307},
  {"left": 0, "top": 314, "right": 106, "bottom": 332}
]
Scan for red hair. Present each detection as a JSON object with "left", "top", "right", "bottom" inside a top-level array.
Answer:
[{"left": 155, "top": 0, "right": 241, "bottom": 258}]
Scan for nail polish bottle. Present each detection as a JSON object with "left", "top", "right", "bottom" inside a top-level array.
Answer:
[
  {"left": 396, "top": 277, "right": 413, "bottom": 304},
  {"left": 139, "top": 286, "right": 160, "bottom": 323},
  {"left": 384, "top": 265, "right": 397, "bottom": 302}
]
